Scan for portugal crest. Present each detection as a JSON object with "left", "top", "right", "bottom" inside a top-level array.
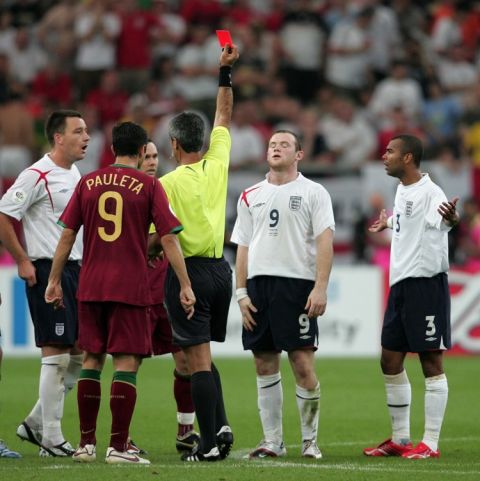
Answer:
[{"left": 289, "top": 196, "right": 302, "bottom": 211}]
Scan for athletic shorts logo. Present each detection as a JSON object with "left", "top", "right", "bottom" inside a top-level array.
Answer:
[
  {"left": 405, "top": 201, "right": 413, "bottom": 217},
  {"left": 55, "top": 323, "right": 65, "bottom": 336},
  {"left": 289, "top": 196, "right": 302, "bottom": 211}
]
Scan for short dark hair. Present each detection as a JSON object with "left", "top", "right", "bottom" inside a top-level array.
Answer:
[
  {"left": 45, "top": 110, "right": 82, "bottom": 147},
  {"left": 391, "top": 134, "right": 423, "bottom": 167},
  {"left": 272, "top": 129, "right": 302, "bottom": 151},
  {"left": 168, "top": 112, "right": 205, "bottom": 153},
  {"left": 112, "top": 121, "right": 148, "bottom": 157}
]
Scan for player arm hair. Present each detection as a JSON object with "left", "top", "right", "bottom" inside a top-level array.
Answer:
[
  {"left": 235, "top": 245, "right": 249, "bottom": 289},
  {"left": 314, "top": 228, "right": 334, "bottom": 292},
  {"left": 213, "top": 86, "right": 233, "bottom": 129},
  {"left": 48, "top": 228, "right": 77, "bottom": 285},
  {"left": 0, "top": 212, "right": 29, "bottom": 264},
  {"left": 160, "top": 234, "right": 191, "bottom": 289}
]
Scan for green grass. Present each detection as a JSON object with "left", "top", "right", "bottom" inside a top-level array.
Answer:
[{"left": 0, "top": 356, "right": 479, "bottom": 481}]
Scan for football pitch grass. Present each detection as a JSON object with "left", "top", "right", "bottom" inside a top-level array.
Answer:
[{"left": 0, "top": 356, "right": 478, "bottom": 481}]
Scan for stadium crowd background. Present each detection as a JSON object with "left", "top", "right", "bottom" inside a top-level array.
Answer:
[{"left": 0, "top": 0, "right": 479, "bottom": 271}]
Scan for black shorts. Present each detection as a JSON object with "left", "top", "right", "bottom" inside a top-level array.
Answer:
[
  {"left": 382, "top": 273, "right": 451, "bottom": 353},
  {"left": 243, "top": 276, "right": 318, "bottom": 352},
  {"left": 26, "top": 259, "right": 80, "bottom": 347},
  {"left": 164, "top": 257, "right": 232, "bottom": 348}
]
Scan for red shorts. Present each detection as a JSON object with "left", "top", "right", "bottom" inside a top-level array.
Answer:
[
  {"left": 78, "top": 301, "right": 151, "bottom": 356},
  {"left": 150, "top": 303, "right": 181, "bottom": 356}
]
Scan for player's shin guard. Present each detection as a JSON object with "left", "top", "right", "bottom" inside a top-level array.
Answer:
[
  {"left": 384, "top": 370, "right": 411, "bottom": 444},
  {"left": 109, "top": 371, "right": 137, "bottom": 452},
  {"left": 40, "top": 354, "right": 70, "bottom": 447},
  {"left": 296, "top": 382, "right": 320, "bottom": 442},
  {"left": 174, "top": 369, "right": 195, "bottom": 434},
  {"left": 191, "top": 371, "right": 217, "bottom": 453},
  {"left": 257, "top": 373, "right": 283, "bottom": 445},
  {"left": 64, "top": 354, "right": 83, "bottom": 395},
  {"left": 77, "top": 369, "right": 101, "bottom": 446},
  {"left": 423, "top": 374, "right": 448, "bottom": 451}
]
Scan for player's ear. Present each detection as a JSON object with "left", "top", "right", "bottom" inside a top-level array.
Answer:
[
  {"left": 295, "top": 149, "right": 304, "bottom": 162},
  {"left": 404, "top": 152, "right": 413, "bottom": 165}
]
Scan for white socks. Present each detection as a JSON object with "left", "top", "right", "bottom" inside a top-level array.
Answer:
[
  {"left": 40, "top": 353, "right": 70, "bottom": 447},
  {"left": 257, "top": 373, "right": 283, "bottom": 445},
  {"left": 423, "top": 374, "right": 448, "bottom": 451},
  {"left": 25, "top": 353, "right": 82, "bottom": 436},
  {"left": 25, "top": 399, "right": 43, "bottom": 433},
  {"left": 64, "top": 354, "right": 83, "bottom": 395},
  {"left": 384, "top": 370, "right": 448, "bottom": 451},
  {"left": 296, "top": 382, "right": 320, "bottom": 442},
  {"left": 384, "top": 370, "right": 411, "bottom": 444}
]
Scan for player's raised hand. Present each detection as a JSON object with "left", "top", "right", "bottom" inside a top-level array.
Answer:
[
  {"left": 45, "top": 281, "right": 64, "bottom": 310},
  {"left": 369, "top": 209, "right": 389, "bottom": 233},
  {"left": 438, "top": 196, "right": 459, "bottom": 227}
]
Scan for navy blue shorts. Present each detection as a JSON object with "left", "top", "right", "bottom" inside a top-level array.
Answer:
[
  {"left": 243, "top": 276, "right": 318, "bottom": 352},
  {"left": 165, "top": 257, "right": 232, "bottom": 348},
  {"left": 26, "top": 259, "right": 80, "bottom": 347},
  {"left": 382, "top": 273, "right": 451, "bottom": 353}
]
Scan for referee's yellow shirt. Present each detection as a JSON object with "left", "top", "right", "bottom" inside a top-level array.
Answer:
[{"left": 159, "top": 126, "right": 231, "bottom": 258}]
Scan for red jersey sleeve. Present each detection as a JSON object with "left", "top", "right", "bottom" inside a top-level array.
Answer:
[{"left": 59, "top": 181, "right": 83, "bottom": 231}]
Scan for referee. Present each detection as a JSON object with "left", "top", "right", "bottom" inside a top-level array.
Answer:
[{"left": 158, "top": 43, "right": 239, "bottom": 462}]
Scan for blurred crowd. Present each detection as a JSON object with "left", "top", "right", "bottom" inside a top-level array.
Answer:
[{"left": 0, "top": 0, "right": 479, "bottom": 269}]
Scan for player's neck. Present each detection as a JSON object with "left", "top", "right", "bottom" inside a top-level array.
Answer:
[
  {"left": 401, "top": 170, "right": 422, "bottom": 186},
  {"left": 267, "top": 170, "right": 298, "bottom": 186},
  {"left": 177, "top": 151, "right": 202, "bottom": 166},
  {"left": 114, "top": 156, "right": 140, "bottom": 168},
  {"left": 48, "top": 151, "right": 73, "bottom": 170}
]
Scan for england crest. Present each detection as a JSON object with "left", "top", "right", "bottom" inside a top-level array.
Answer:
[
  {"left": 405, "top": 200, "right": 413, "bottom": 217},
  {"left": 289, "top": 196, "right": 302, "bottom": 211},
  {"left": 55, "top": 323, "right": 65, "bottom": 336}
]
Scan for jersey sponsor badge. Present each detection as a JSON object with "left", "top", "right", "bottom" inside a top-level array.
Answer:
[
  {"left": 289, "top": 196, "right": 302, "bottom": 211},
  {"left": 12, "top": 189, "right": 26, "bottom": 204},
  {"left": 405, "top": 200, "right": 413, "bottom": 217},
  {"left": 55, "top": 323, "right": 65, "bottom": 336}
]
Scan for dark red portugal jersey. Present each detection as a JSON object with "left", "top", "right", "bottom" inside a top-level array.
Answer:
[{"left": 60, "top": 165, "right": 182, "bottom": 305}]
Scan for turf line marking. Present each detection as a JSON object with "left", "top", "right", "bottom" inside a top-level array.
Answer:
[{"left": 27, "top": 462, "right": 480, "bottom": 476}]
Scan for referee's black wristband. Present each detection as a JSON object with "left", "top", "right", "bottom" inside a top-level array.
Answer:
[{"left": 219, "top": 66, "right": 232, "bottom": 87}]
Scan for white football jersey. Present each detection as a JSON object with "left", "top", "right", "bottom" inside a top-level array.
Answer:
[
  {"left": 231, "top": 173, "right": 335, "bottom": 281},
  {"left": 389, "top": 173, "right": 451, "bottom": 286},
  {"left": 0, "top": 154, "right": 83, "bottom": 261}
]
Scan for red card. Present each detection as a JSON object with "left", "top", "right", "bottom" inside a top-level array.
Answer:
[{"left": 216, "top": 30, "right": 233, "bottom": 48}]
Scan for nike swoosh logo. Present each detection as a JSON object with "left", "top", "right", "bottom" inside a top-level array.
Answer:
[{"left": 110, "top": 453, "right": 140, "bottom": 462}]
